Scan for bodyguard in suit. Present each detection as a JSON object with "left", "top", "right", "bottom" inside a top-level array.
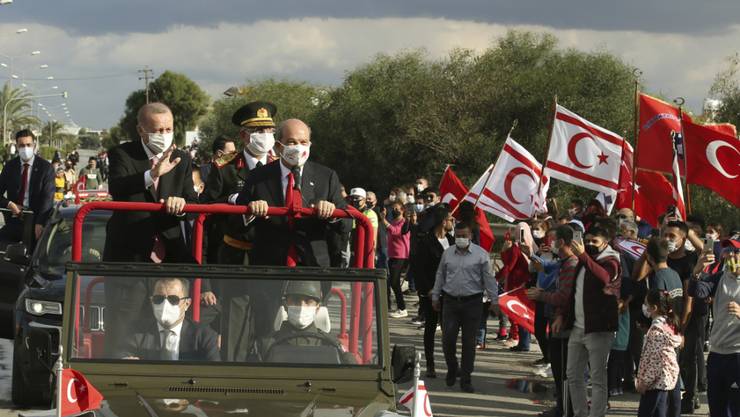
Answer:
[
  {"left": 115, "top": 278, "right": 219, "bottom": 361},
  {"left": 201, "top": 101, "right": 278, "bottom": 267},
  {"left": 0, "top": 129, "right": 55, "bottom": 247},
  {"left": 103, "top": 102, "right": 198, "bottom": 355}
]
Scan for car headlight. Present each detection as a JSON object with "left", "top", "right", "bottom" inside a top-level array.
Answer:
[{"left": 25, "top": 299, "right": 62, "bottom": 316}]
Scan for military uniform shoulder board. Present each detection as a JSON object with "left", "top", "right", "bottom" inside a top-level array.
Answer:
[{"left": 215, "top": 152, "right": 238, "bottom": 168}]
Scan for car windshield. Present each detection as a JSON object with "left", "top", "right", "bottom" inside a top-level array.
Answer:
[
  {"left": 36, "top": 216, "right": 108, "bottom": 277},
  {"left": 69, "top": 275, "right": 379, "bottom": 367}
]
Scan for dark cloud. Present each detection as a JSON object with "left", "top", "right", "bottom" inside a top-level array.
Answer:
[{"left": 2, "top": 0, "right": 740, "bottom": 36}]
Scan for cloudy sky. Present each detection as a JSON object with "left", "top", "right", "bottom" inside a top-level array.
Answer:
[{"left": 1, "top": 0, "right": 739, "bottom": 130}]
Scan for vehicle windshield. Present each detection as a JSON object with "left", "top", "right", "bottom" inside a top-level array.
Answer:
[
  {"left": 69, "top": 275, "right": 379, "bottom": 367},
  {"left": 36, "top": 216, "right": 108, "bottom": 277}
]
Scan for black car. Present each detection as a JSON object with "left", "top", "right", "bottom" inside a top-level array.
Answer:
[{"left": 10, "top": 205, "right": 109, "bottom": 406}]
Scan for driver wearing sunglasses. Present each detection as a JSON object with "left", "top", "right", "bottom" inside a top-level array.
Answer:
[{"left": 115, "top": 278, "right": 219, "bottom": 362}]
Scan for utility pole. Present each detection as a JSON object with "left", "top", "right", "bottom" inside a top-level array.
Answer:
[{"left": 138, "top": 66, "right": 153, "bottom": 103}]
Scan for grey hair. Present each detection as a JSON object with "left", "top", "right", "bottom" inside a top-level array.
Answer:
[
  {"left": 137, "top": 102, "right": 172, "bottom": 125},
  {"left": 152, "top": 277, "right": 190, "bottom": 296},
  {"left": 275, "top": 118, "right": 311, "bottom": 142},
  {"left": 621, "top": 220, "right": 639, "bottom": 234}
]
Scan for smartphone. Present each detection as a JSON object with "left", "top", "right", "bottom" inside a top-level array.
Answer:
[
  {"left": 573, "top": 230, "right": 583, "bottom": 244},
  {"left": 704, "top": 237, "right": 715, "bottom": 253},
  {"left": 519, "top": 228, "right": 525, "bottom": 243}
]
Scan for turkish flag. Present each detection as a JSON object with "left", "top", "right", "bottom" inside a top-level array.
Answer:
[
  {"left": 633, "top": 170, "right": 680, "bottom": 227},
  {"left": 544, "top": 105, "right": 624, "bottom": 194},
  {"left": 636, "top": 93, "right": 683, "bottom": 174},
  {"left": 438, "top": 167, "right": 494, "bottom": 251},
  {"left": 683, "top": 119, "right": 740, "bottom": 207},
  {"left": 498, "top": 287, "right": 535, "bottom": 334},
  {"left": 703, "top": 123, "right": 737, "bottom": 137},
  {"left": 60, "top": 368, "right": 104, "bottom": 417},
  {"left": 465, "top": 136, "right": 549, "bottom": 222},
  {"left": 612, "top": 141, "right": 635, "bottom": 211}
]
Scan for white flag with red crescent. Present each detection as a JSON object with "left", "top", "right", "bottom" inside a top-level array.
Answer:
[
  {"left": 544, "top": 105, "right": 625, "bottom": 194},
  {"left": 464, "top": 136, "right": 549, "bottom": 222},
  {"left": 399, "top": 379, "right": 434, "bottom": 417}
]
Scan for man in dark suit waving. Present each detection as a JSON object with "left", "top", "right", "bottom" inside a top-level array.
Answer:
[
  {"left": 103, "top": 102, "right": 198, "bottom": 355},
  {"left": 0, "top": 129, "right": 55, "bottom": 247},
  {"left": 115, "top": 277, "right": 219, "bottom": 361},
  {"left": 235, "top": 118, "right": 350, "bottom": 267}
]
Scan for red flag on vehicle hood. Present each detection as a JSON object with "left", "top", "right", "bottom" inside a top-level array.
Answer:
[
  {"left": 498, "top": 287, "right": 535, "bottom": 334},
  {"left": 438, "top": 166, "right": 495, "bottom": 251},
  {"left": 60, "top": 368, "right": 104, "bottom": 417}
]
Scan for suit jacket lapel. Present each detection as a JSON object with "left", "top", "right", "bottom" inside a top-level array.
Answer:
[
  {"left": 300, "top": 162, "right": 316, "bottom": 206},
  {"left": 266, "top": 162, "right": 284, "bottom": 206},
  {"left": 178, "top": 321, "right": 194, "bottom": 357}
]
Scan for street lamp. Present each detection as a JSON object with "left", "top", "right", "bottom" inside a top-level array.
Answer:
[
  {"left": 3, "top": 91, "right": 68, "bottom": 143},
  {"left": 0, "top": 1, "right": 14, "bottom": 5},
  {"left": 16, "top": 28, "right": 28, "bottom": 34},
  {"left": 39, "top": 64, "right": 49, "bottom": 69},
  {"left": 30, "top": 51, "right": 40, "bottom": 55}
]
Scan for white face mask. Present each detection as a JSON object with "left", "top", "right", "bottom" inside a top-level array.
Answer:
[
  {"left": 152, "top": 300, "right": 182, "bottom": 328},
  {"left": 684, "top": 240, "right": 695, "bottom": 252},
  {"left": 247, "top": 132, "right": 275, "bottom": 155},
  {"left": 455, "top": 237, "right": 470, "bottom": 249},
  {"left": 532, "top": 230, "right": 545, "bottom": 239},
  {"left": 416, "top": 184, "right": 425, "bottom": 193},
  {"left": 146, "top": 132, "right": 174, "bottom": 155},
  {"left": 18, "top": 146, "right": 35, "bottom": 162},
  {"left": 407, "top": 195, "right": 415, "bottom": 204},
  {"left": 666, "top": 240, "right": 680, "bottom": 253},
  {"left": 414, "top": 203, "right": 424, "bottom": 213},
  {"left": 552, "top": 241, "right": 561, "bottom": 254},
  {"left": 706, "top": 233, "right": 719, "bottom": 241},
  {"left": 281, "top": 144, "right": 310, "bottom": 167},
  {"left": 287, "top": 305, "right": 316, "bottom": 329}
]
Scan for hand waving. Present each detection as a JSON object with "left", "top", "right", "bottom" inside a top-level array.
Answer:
[{"left": 151, "top": 145, "right": 181, "bottom": 180}]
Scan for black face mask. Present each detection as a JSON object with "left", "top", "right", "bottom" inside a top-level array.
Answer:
[
  {"left": 366, "top": 201, "right": 375, "bottom": 209},
  {"left": 585, "top": 245, "right": 602, "bottom": 256},
  {"left": 392, "top": 209, "right": 402, "bottom": 218}
]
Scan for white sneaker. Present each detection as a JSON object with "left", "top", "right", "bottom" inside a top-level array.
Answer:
[
  {"left": 533, "top": 363, "right": 552, "bottom": 378},
  {"left": 390, "top": 309, "right": 409, "bottom": 318}
]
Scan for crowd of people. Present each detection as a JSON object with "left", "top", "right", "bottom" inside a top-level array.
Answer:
[{"left": 0, "top": 99, "right": 738, "bottom": 417}]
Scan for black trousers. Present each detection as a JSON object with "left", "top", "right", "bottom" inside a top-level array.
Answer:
[
  {"left": 534, "top": 301, "right": 549, "bottom": 362},
  {"left": 441, "top": 296, "right": 482, "bottom": 384},
  {"left": 419, "top": 295, "right": 440, "bottom": 370},
  {"left": 608, "top": 349, "right": 627, "bottom": 391},
  {"left": 680, "top": 313, "right": 708, "bottom": 400},
  {"left": 387, "top": 258, "right": 407, "bottom": 310},
  {"left": 550, "top": 336, "right": 572, "bottom": 416},
  {"left": 639, "top": 390, "right": 670, "bottom": 417}
]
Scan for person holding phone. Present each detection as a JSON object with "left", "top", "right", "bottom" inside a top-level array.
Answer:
[{"left": 499, "top": 222, "right": 535, "bottom": 351}]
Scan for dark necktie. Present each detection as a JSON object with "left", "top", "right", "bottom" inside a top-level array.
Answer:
[
  {"left": 17, "top": 163, "right": 30, "bottom": 205},
  {"left": 256, "top": 161, "right": 263, "bottom": 168}
]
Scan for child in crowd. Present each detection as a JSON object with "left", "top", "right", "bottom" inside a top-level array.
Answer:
[{"left": 636, "top": 289, "right": 683, "bottom": 417}]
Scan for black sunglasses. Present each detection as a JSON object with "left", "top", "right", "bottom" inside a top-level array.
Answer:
[{"left": 151, "top": 295, "right": 190, "bottom": 305}]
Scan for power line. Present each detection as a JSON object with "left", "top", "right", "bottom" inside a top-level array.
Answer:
[{"left": 20, "top": 73, "right": 131, "bottom": 81}]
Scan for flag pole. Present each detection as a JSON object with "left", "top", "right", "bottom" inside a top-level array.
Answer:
[
  {"left": 674, "top": 97, "right": 692, "bottom": 214},
  {"left": 631, "top": 69, "right": 642, "bottom": 211},
  {"left": 56, "top": 345, "right": 64, "bottom": 417},
  {"left": 450, "top": 120, "right": 517, "bottom": 216},
  {"left": 536, "top": 95, "right": 558, "bottom": 201}
]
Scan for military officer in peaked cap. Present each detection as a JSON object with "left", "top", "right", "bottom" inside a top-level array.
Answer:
[{"left": 201, "top": 101, "right": 278, "bottom": 267}]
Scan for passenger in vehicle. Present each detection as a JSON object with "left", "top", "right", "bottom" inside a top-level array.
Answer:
[
  {"left": 260, "top": 281, "right": 355, "bottom": 364},
  {"left": 115, "top": 277, "right": 219, "bottom": 361}
]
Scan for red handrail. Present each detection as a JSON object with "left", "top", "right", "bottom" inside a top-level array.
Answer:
[{"left": 71, "top": 201, "right": 377, "bottom": 362}]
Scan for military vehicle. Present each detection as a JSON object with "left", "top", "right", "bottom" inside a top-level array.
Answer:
[{"left": 56, "top": 201, "right": 416, "bottom": 417}]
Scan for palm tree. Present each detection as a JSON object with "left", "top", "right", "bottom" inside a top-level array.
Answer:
[
  {"left": 1, "top": 82, "right": 40, "bottom": 141},
  {"left": 40, "top": 120, "right": 64, "bottom": 146}
]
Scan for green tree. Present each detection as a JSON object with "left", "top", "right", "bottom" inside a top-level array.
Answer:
[
  {"left": 118, "top": 71, "right": 210, "bottom": 146},
  {"left": 101, "top": 125, "right": 127, "bottom": 150},
  {"left": 313, "top": 30, "right": 636, "bottom": 203},
  {"left": 1, "top": 82, "right": 40, "bottom": 140},
  {"left": 198, "top": 79, "right": 328, "bottom": 158}
]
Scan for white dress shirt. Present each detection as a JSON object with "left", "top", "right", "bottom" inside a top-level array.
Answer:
[
  {"left": 243, "top": 150, "right": 268, "bottom": 171},
  {"left": 157, "top": 320, "right": 183, "bottom": 360},
  {"left": 279, "top": 161, "right": 304, "bottom": 199},
  {"left": 19, "top": 155, "right": 35, "bottom": 207}
]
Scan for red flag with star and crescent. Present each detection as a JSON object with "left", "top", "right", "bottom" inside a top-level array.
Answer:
[
  {"left": 498, "top": 287, "right": 535, "bottom": 334},
  {"left": 544, "top": 105, "right": 625, "bottom": 194},
  {"left": 632, "top": 170, "right": 682, "bottom": 227},
  {"left": 438, "top": 167, "right": 495, "bottom": 251},
  {"left": 60, "top": 368, "right": 104, "bottom": 417},
  {"left": 683, "top": 119, "right": 740, "bottom": 207}
]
